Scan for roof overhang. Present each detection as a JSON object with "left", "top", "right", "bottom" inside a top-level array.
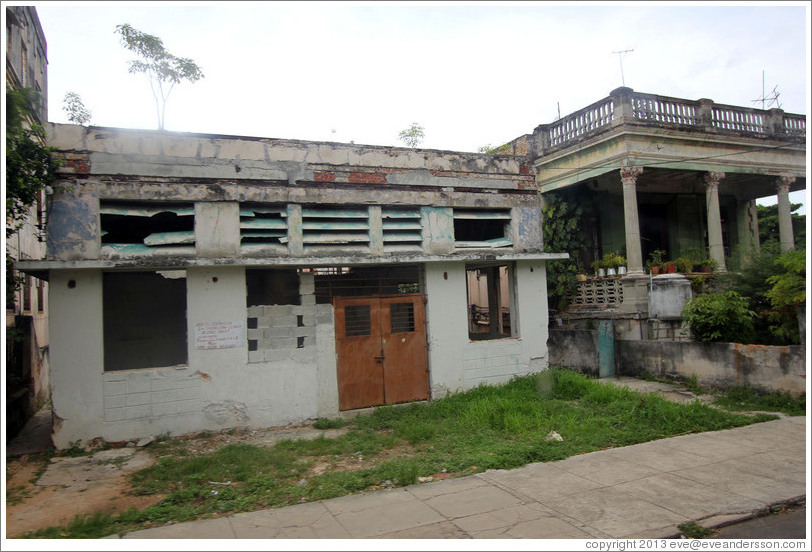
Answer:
[
  {"left": 15, "top": 251, "right": 569, "bottom": 280},
  {"left": 534, "top": 123, "right": 806, "bottom": 200}
]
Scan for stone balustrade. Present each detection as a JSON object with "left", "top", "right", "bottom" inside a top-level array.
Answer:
[{"left": 532, "top": 87, "right": 806, "bottom": 156}]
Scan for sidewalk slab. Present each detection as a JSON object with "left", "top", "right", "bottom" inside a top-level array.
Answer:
[
  {"left": 452, "top": 503, "right": 594, "bottom": 539},
  {"left": 122, "top": 517, "right": 236, "bottom": 539},
  {"left": 229, "top": 502, "right": 351, "bottom": 538},
  {"left": 105, "top": 415, "right": 805, "bottom": 540},
  {"left": 321, "top": 488, "right": 446, "bottom": 538},
  {"left": 613, "top": 472, "right": 764, "bottom": 518},
  {"left": 541, "top": 486, "right": 687, "bottom": 539}
]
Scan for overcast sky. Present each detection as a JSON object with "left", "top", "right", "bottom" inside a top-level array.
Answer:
[{"left": 21, "top": 1, "right": 812, "bottom": 210}]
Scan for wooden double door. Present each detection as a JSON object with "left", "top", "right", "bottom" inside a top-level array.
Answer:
[{"left": 334, "top": 294, "right": 429, "bottom": 411}]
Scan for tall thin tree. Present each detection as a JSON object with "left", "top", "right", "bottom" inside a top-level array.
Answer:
[{"left": 115, "top": 24, "right": 204, "bottom": 130}]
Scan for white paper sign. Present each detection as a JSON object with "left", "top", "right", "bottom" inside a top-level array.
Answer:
[{"left": 194, "top": 320, "right": 245, "bottom": 350}]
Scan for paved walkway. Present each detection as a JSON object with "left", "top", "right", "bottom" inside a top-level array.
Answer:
[{"left": 107, "top": 416, "right": 807, "bottom": 540}]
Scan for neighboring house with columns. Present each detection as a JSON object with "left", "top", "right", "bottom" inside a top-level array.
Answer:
[{"left": 504, "top": 87, "right": 805, "bottom": 339}]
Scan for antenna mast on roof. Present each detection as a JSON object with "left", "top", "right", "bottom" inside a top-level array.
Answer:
[
  {"left": 752, "top": 70, "right": 782, "bottom": 110},
  {"left": 612, "top": 48, "right": 634, "bottom": 87}
]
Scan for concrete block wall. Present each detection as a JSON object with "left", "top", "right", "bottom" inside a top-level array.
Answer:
[
  {"left": 102, "top": 368, "right": 202, "bottom": 433},
  {"left": 246, "top": 273, "right": 318, "bottom": 363}
]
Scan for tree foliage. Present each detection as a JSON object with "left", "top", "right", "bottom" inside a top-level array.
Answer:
[
  {"left": 398, "top": 123, "right": 425, "bottom": 148},
  {"left": 756, "top": 203, "right": 805, "bottom": 250},
  {"left": 6, "top": 86, "right": 59, "bottom": 238},
  {"left": 765, "top": 249, "right": 806, "bottom": 310},
  {"left": 542, "top": 191, "right": 586, "bottom": 310},
  {"left": 713, "top": 249, "right": 804, "bottom": 345},
  {"left": 62, "top": 91, "right": 92, "bottom": 124},
  {"left": 681, "top": 291, "right": 757, "bottom": 344},
  {"left": 115, "top": 23, "right": 204, "bottom": 130}
]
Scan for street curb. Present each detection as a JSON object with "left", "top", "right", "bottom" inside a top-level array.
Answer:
[{"left": 690, "top": 495, "right": 807, "bottom": 535}]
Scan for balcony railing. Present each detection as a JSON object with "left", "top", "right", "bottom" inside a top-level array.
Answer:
[{"left": 534, "top": 87, "right": 805, "bottom": 154}]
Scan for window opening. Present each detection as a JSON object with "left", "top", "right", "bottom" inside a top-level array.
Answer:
[
  {"left": 246, "top": 269, "right": 300, "bottom": 307},
  {"left": 344, "top": 305, "right": 371, "bottom": 337},
  {"left": 466, "top": 264, "right": 514, "bottom": 340},
  {"left": 22, "top": 276, "right": 31, "bottom": 313},
  {"left": 103, "top": 271, "right": 188, "bottom": 371},
  {"left": 36, "top": 280, "right": 44, "bottom": 313},
  {"left": 453, "top": 209, "right": 512, "bottom": 248},
  {"left": 390, "top": 302, "right": 415, "bottom": 333},
  {"left": 100, "top": 202, "right": 195, "bottom": 255},
  {"left": 311, "top": 265, "right": 422, "bottom": 304}
]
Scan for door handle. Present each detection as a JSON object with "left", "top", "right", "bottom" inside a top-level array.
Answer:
[{"left": 374, "top": 356, "right": 385, "bottom": 364}]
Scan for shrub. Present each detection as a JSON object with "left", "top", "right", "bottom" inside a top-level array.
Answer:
[
  {"left": 681, "top": 291, "right": 757, "bottom": 343},
  {"left": 674, "top": 257, "right": 694, "bottom": 273}
]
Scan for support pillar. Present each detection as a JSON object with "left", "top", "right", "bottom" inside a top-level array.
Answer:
[
  {"left": 776, "top": 176, "right": 796, "bottom": 252},
  {"left": 704, "top": 172, "right": 727, "bottom": 272},
  {"left": 620, "top": 166, "right": 644, "bottom": 275}
]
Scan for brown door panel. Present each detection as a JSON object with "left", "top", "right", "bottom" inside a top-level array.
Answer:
[{"left": 335, "top": 294, "right": 429, "bottom": 410}]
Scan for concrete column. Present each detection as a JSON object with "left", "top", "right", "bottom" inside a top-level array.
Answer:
[
  {"left": 776, "top": 176, "right": 796, "bottom": 252},
  {"left": 620, "top": 166, "right": 644, "bottom": 275},
  {"left": 749, "top": 199, "right": 761, "bottom": 256},
  {"left": 704, "top": 172, "right": 727, "bottom": 272}
]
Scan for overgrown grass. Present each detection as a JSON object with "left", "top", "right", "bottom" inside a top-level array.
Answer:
[
  {"left": 23, "top": 368, "right": 777, "bottom": 539},
  {"left": 713, "top": 386, "right": 806, "bottom": 416}
]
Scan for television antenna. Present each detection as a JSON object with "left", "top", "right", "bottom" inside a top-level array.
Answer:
[
  {"left": 612, "top": 48, "right": 634, "bottom": 87},
  {"left": 752, "top": 70, "right": 782, "bottom": 110}
]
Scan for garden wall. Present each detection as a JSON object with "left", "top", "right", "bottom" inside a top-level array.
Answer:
[{"left": 549, "top": 329, "right": 806, "bottom": 396}]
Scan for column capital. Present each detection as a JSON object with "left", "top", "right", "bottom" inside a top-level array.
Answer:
[
  {"left": 777, "top": 175, "right": 795, "bottom": 193},
  {"left": 704, "top": 171, "right": 725, "bottom": 189},
  {"left": 620, "top": 166, "right": 643, "bottom": 186}
]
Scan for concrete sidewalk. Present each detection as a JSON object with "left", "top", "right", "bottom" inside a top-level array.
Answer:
[{"left": 109, "top": 415, "right": 807, "bottom": 540}]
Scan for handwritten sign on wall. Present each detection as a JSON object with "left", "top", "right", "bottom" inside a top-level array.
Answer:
[{"left": 194, "top": 320, "right": 245, "bottom": 350}]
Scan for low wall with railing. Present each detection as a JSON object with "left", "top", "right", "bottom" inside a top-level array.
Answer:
[{"left": 532, "top": 87, "right": 806, "bottom": 156}]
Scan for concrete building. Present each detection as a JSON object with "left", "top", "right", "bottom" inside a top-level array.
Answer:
[
  {"left": 17, "top": 125, "right": 565, "bottom": 448},
  {"left": 5, "top": 5, "right": 50, "bottom": 436}
]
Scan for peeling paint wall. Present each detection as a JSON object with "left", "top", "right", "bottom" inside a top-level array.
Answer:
[{"left": 38, "top": 124, "right": 559, "bottom": 447}]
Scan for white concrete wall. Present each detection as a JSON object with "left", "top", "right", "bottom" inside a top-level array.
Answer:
[
  {"left": 425, "top": 260, "right": 550, "bottom": 398},
  {"left": 50, "top": 265, "right": 340, "bottom": 447},
  {"left": 49, "top": 270, "right": 105, "bottom": 448}
]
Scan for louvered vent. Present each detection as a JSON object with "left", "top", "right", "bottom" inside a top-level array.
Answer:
[{"left": 382, "top": 207, "right": 422, "bottom": 252}]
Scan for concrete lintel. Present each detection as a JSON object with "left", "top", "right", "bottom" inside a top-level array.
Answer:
[{"left": 16, "top": 251, "right": 569, "bottom": 276}]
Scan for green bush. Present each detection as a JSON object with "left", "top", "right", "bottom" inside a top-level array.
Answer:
[{"left": 681, "top": 291, "right": 757, "bottom": 343}]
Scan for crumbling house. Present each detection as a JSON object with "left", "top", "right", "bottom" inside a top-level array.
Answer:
[{"left": 17, "top": 124, "right": 565, "bottom": 447}]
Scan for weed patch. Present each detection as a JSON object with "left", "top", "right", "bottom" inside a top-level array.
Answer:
[
  {"left": 713, "top": 386, "right": 805, "bottom": 416},
  {"left": 23, "top": 369, "right": 777, "bottom": 539}
]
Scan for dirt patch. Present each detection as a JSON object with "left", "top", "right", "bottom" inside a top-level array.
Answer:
[
  {"left": 4, "top": 424, "right": 350, "bottom": 537},
  {"left": 306, "top": 443, "right": 416, "bottom": 478},
  {"left": 5, "top": 452, "right": 165, "bottom": 538}
]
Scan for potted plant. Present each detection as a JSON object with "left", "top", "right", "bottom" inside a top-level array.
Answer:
[
  {"left": 698, "top": 258, "right": 717, "bottom": 273},
  {"left": 646, "top": 249, "right": 666, "bottom": 276},
  {"left": 576, "top": 262, "right": 588, "bottom": 281},
  {"left": 591, "top": 259, "right": 606, "bottom": 278},
  {"left": 675, "top": 257, "right": 694, "bottom": 273},
  {"left": 664, "top": 261, "right": 677, "bottom": 274}
]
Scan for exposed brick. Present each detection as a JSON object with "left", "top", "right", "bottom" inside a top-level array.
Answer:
[
  {"left": 349, "top": 172, "right": 386, "bottom": 184},
  {"left": 314, "top": 171, "right": 335, "bottom": 182}
]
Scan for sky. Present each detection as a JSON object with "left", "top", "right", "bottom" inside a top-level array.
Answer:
[{"left": 16, "top": 0, "right": 812, "bottom": 210}]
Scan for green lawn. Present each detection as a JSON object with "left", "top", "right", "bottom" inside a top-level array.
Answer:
[{"left": 26, "top": 368, "right": 785, "bottom": 538}]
